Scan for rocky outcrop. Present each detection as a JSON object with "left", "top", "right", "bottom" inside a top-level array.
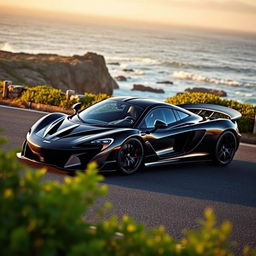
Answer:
[
  {"left": 115, "top": 75, "right": 127, "bottom": 81},
  {"left": 184, "top": 87, "right": 227, "bottom": 97},
  {"left": 132, "top": 84, "right": 165, "bottom": 94},
  {"left": 0, "top": 51, "right": 118, "bottom": 95},
  {"left": 108, "top": 62, "right": 120, "bottom": 66},
  {"left": 123, "top": 68, "right": 134, "bottom": 72},
  {"left": 7, "top": 85, "right": 25, "bottom": 99},
  {"left": 156, "top": 80, "right": 173, "bottom": 85}
]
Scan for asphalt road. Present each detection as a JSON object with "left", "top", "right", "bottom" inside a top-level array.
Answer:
[{"left": 1, "top": 105, "right": 256, "bottom": 254}]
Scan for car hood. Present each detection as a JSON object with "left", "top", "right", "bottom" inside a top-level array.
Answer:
[{"left": 35, "top": 116, "right": 113, "bottom": 141}]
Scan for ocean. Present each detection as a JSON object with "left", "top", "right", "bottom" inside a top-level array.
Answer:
[{"left": 1, "top": 10, "right": 256, "bottom": 105}]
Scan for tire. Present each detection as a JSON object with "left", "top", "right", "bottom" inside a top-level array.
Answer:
[
  {"left": 213, "top": 131, "right": 237, "bottom": 166},
  {"left": 117, "top": 138, "right": 144, "bottom": 175}
]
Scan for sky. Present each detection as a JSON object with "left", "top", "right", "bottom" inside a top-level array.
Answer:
[{"left": 1, "top": 0, "right": 256, "bottom": 33}]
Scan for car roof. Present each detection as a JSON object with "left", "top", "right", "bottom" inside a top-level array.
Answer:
[
  {"left": 110, "top": 96, "right": 198, "bottom": 118},
  {"left": 111, "top": 96, "right": 170, "bottom": 108}
]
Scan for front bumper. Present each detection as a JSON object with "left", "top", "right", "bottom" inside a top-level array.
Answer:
[
  {"left": 20, "top": 139, "right": 102, "bottom": 170},
  {"left": 18, "top": 139, "right": 118, "bottom": 172},
  {"left": 16, "top": 152, "right": 74, "bottom": 172}
]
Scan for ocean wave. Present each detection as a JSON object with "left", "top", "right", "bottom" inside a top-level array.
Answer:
[
  {"left": 173, "top": 71, "right": 240, "bottom": 87},
  {"left": 235, "top": 91, "right": 253, "bottom": 97},
  {"left": 107, "top": 56, "right": 160, "bottom": 65},
  {"left": 0, "top": 42, "right": 14, "bottom": 52},
  {"left": 244, "top": 82, "right": 256, "bottom": 88},
  {"left": 161, "top": 61, "right": 200, "bottom": 69},
  {"left": 162, "top": 61, "right": 255, "bottom": 74},
  {"left": 219, "top": 65, "right": 256, "bottom": 74},
  {"left": 134, "top": 70, "right": 145, "bottom": 75}
]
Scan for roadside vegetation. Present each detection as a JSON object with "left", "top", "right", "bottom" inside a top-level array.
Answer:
[
  {"left": 0, "top": 81, "right": 3, "bottom": 95},
  {"left": 0, "top": 138, "right": 255, "bottom": 256},
  {"left": 167, "top": 92, "right": 256, "bottom": 133},
  {"left": 0, "top": 83, "right": 255, "bottom": 133},
  {"left": 0, "top": 83, "right": 109, "bottom": 111},
  {"left": 20, "top": 85, "right": 109, "bottom": 109}
]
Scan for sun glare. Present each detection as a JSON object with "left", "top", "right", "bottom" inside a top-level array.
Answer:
[{"left": 0, "top": 0, "right": 256, "bottom": 33}]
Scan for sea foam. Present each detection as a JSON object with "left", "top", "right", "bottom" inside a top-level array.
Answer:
[
  {"left": 173, "top": 71, "right": 240, "bottom": 87},
  {"left": 1, "top": 42, "right": 14, "bottom": 52}
]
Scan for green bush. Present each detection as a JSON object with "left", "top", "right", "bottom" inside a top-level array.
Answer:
[
  {"left": 81, "top": 93, "right": 109, "bottom": 108},
  {"left": 18, "top": 85, "right": 109, "bottom": 110},
  {"left": 19, "top": 85, "right": 64, "bottom": 106},
  {"left": 166, "top": 92, "right": 256, "bottom": 133},
  {"left": 0, "top": 81, "right": 3, "bottom": 97},
  {"left": 60, "top": 93, "right": 109, "bottom": 109},
  {"left": 0, "top": 139, "right": 256, "bottom": 256}
]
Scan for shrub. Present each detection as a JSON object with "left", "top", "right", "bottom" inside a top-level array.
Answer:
[
  {"left": 1, "top": 138, "right": 256, "bottom": 256},
  {"left": 19, "top": 85, "right": 64, "bottom": 106},
  {"left": 60, "top": 93, "right": 109, "bottom": 109},
  {"left": 166, "top": 93, "right": 256, "bottom": 133},
  {"left": 81, "top": 93, "right": 109, "bottom": 108},
  {"left": 18, "top": 85, "right": 109, "bottom": 110},
  {"left": 0, "top": 82, "right": 3, "bottom": 97},
  {"left": 60, "top": 98, "right": 78, "bottom": 109},
  {"left": 0, "top": 140, "right": 108, "bottom": 255}
]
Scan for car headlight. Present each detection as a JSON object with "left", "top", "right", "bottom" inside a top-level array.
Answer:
[{"left": 90, "top": 138, "right": 114, "bottom": 150}]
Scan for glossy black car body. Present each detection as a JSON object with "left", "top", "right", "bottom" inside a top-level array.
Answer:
[{"left": 18, "top": 97, "right": 241, "bottom": 174}]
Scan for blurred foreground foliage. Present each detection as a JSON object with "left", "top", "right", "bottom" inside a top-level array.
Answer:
[
  {"left": 0, "top": 138, "right": 256, "bottom": 256},
  {"left": 166, "top": 92, "right": 256, "bottom": 133}
]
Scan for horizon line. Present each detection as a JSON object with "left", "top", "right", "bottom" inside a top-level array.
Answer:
[{"left": 1, "top": 4, "right": 256, "bottom": 36}]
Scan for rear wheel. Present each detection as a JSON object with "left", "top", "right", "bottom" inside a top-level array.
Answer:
[
  {"left": 117, "top": 138, "right": 144, "bottom": 175},
  {"left": 213, "top": 131, "right": 237, "bottom": 166}
]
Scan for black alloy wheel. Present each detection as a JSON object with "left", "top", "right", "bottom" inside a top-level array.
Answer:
[
  {"left": 214, "top": 131, "right": 237, "bottom": 166},
  {"left": 117, "top": 138, "right": 144, "bottom": 174}
]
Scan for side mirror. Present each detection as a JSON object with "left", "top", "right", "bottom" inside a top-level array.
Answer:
[
  {"left": 154, "top": 120, "right": 167, "bottom": 129},
  {"left": 72, "top": 102, "right": 82, "bottom": 114}
]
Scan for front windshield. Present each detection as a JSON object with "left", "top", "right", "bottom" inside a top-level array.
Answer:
[{"left": 75, "top": 99, "right": 144, "bottom": 127}]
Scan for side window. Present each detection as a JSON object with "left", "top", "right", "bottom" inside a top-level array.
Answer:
[
  {"left": 162, "top": 108, "right": 176, "bottom": 125},
  {"left": 141, "top": 108, "right": 177, "bottom": 129},
  {"left": 143, "top": 109, "right": 165, "bottom": 128},
  {"left": 176, "top": 110, "right": 189, "bottom": 120}
]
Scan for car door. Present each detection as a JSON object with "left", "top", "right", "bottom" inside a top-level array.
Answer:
[{"left": 139, "top": 107, "right": 178, "bottom": 158}]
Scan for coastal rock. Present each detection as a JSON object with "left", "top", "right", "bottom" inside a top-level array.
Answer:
[
  {"left": 115, "top": 75, "right": 127, "bottom": 81},
  {"left": 123, "top": 68, "right": 134, "bottom": 72},
  {"left": 65, "top": 89, "right": 75, "bottom": 100},
  {"left": 132, "top": 84, "right": 165, "bottom": 94},
  {"left": 156, "top": 80, "right": 173, "bottom": 84},
  {"left": 8, "top": 85, "right": 26, "bottom": 99},
  {"left": 70, "top": 94, "right": 85, "bottom": 101},
  {"left": 0, "top": 50, "right": 118, "bottom": 95},
  {"left": 184, "top": 87, "right": 227, "bottom": 97},
  {"left": 108, "top": 62, "right": 120, "bottom": 66}
]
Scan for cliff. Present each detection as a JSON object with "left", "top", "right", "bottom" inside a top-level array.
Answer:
[{"left": 0, "top": 51, "right": 118, "bottom": 95}]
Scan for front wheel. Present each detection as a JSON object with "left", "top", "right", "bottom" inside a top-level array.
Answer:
[
  {"left": 213, "top": 131, "right": 237, "bottom": 166},
  {"left": 117, "top": 138, "right": 144, "bottom": 175}
]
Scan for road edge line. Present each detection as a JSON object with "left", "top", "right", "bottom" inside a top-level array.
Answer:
[{"left": 0, "top": 104, "right": 48, "bottom": 114}]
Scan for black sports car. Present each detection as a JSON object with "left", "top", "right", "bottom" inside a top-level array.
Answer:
[{"left": 18, "top": 97, "right": 241, "bottom": 174}]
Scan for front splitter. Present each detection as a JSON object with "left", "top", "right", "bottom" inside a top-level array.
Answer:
[{"left": 16, "top": 153, "right": 117, "bottom": 174}]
